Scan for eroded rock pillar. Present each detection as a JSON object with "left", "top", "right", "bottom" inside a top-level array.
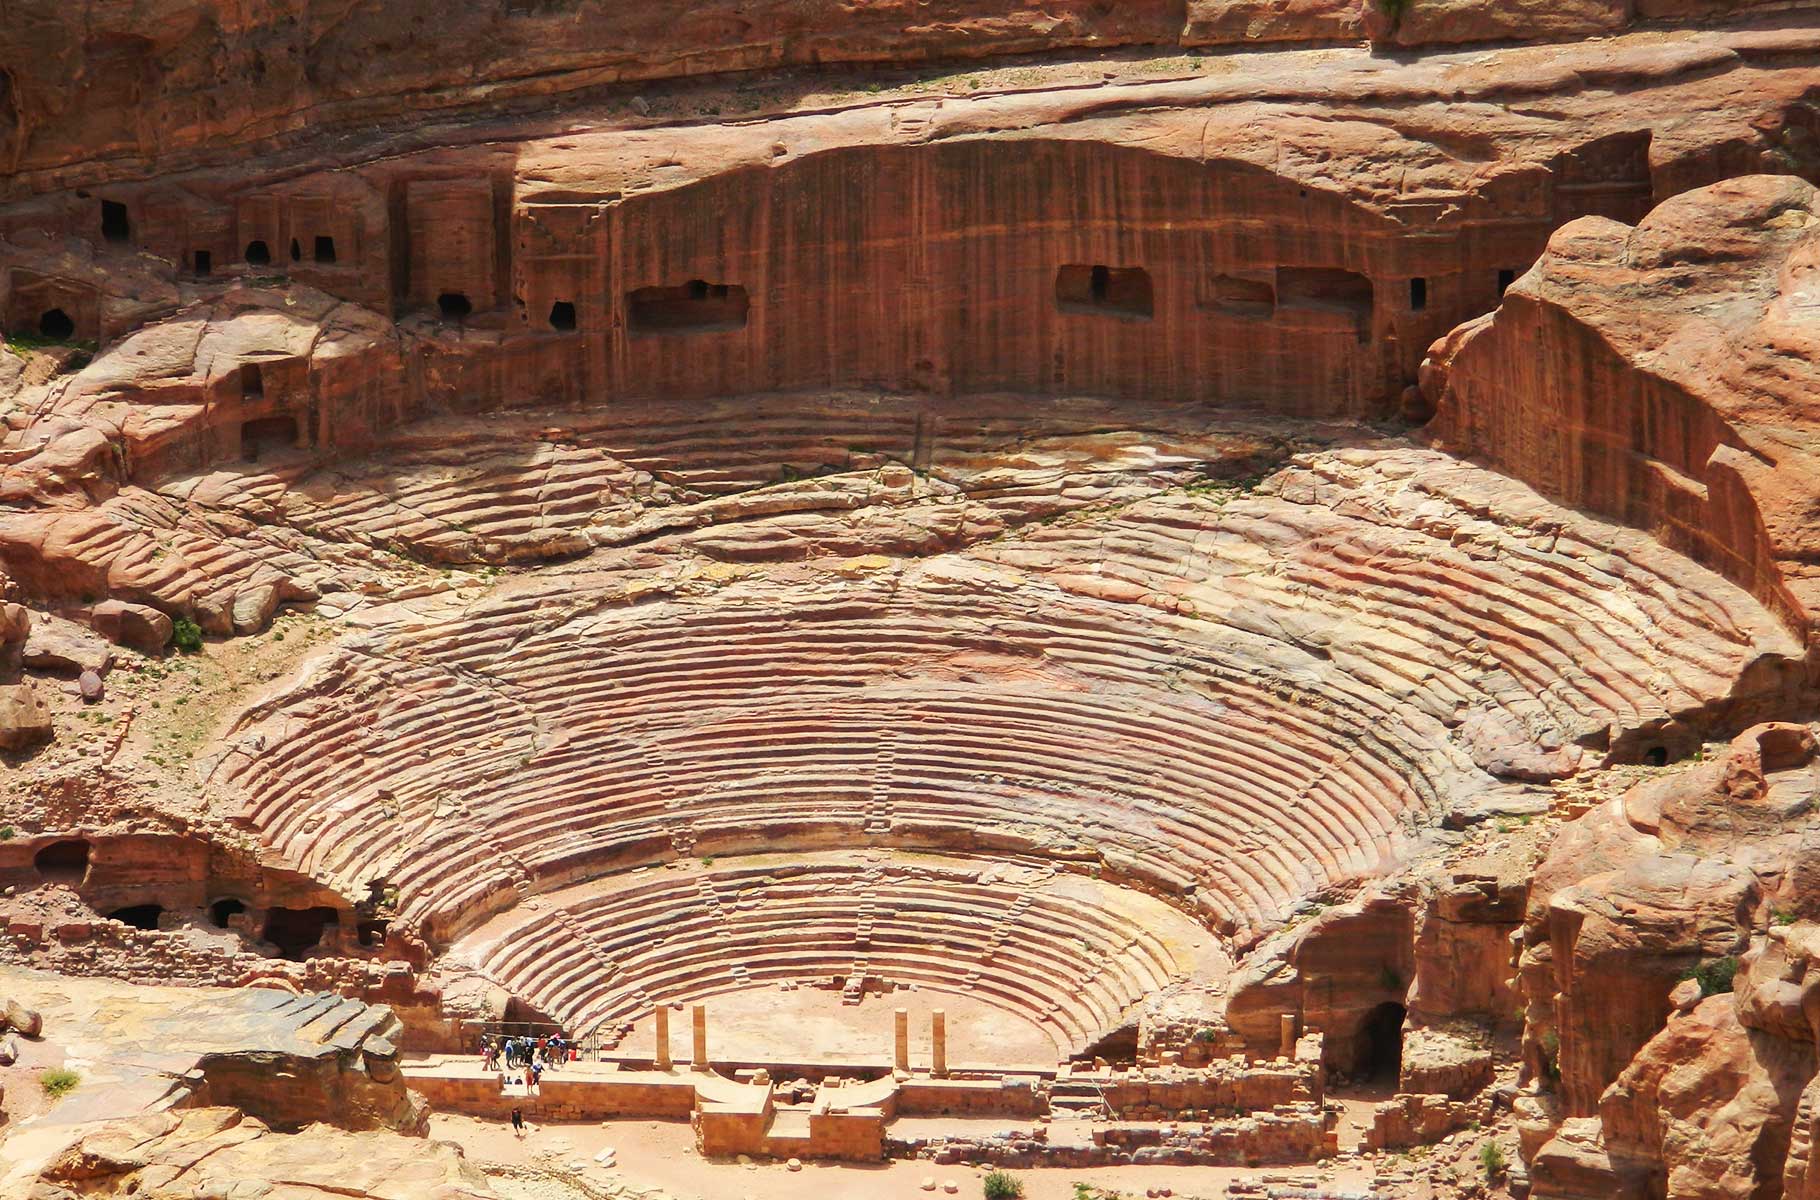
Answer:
[
  {"left": 692, "top": 1004, "right": 708, "bottom": 1070},
  {"left": 894, "top": 1008, "right": 909, "bottom": 1071},
  {"left": 932, "top": 1009, "right": 947, "bottom": 1077},
  {"left": 654, "top": 1003, "right": 672, "bottom": 1070}
]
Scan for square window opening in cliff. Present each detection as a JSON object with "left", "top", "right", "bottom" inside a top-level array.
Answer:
[
  {"left": 37, "top": 308, "right": 75, "bottom": 340},
  {"left": 240, "top": 363, "right": 264, "bottom": 397},
  {"left": 1408, "top": 277, "right": 1428, "bottom": 312},
  {"left": 192, "top": 250, "right": 212, "bottom": 277},
  {"left": 1497, "top": 269, "right": 1517, "bottom": 297},
  {"left": 627, "top": 280, "right": 750, "bottom": 335},
  {"left": 100, "top": 200, "right": 130, "bottom": 243},
  {"left": 549, "top": 300, "right": 577, "bottom": 332},
  {"left": 438, "top": 292, "right": 474, "bottom": 320},
  {"left": 245, "top": 240, "right": 271, "bottom": 266},
  {"left": 314, "top": 236, "right": 337, "bottom": 264},
  {"left": 1208, "top": 274, "right": 1276, "bottom": 319},
  {"left": 241, "top": 415, "right": 298, "bottom": 462},
  {"left": 1279, "top": 268, "right": 1375, "bottom": 343},
  {"left": 1055, "top": 264, "right": 1153, "bottom": 320}
]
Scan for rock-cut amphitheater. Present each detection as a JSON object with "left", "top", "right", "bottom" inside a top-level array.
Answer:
[{"left": 3, "top": 3, "right": 1820, "bottom": 1199}]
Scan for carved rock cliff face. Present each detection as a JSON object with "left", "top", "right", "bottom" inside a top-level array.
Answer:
[
  {"left": 1519, "top": 724, "right": 1820, "bottom": 1198},
  {"left": 2, "top": 0, "right": 1810, "bottom": 188},
  {"left": 1425, "top": 175, "right": 1820, "bottom": 649}
]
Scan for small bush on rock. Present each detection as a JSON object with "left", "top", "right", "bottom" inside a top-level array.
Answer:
[
  {"left": 1685, "top": 956, "right": 1738, "bottom": 997},
  {"left": 1480, "top": 1141, "right": 1507, "bottom": 1181},
  {"left": 40, "top": 1067, "right": 80, "bottom": 1098},
  {"left": 172, "top": 617, "right": 203, "bottom": 653},
  {"left": 984, "top": 1171, "right": 1024, "bottom": 1200}
]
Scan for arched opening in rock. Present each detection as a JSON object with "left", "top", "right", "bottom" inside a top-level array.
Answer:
[
  {"left": 289, "top": 238, "right": 302, "bottom": 262},
  {"left": 549, "top": 300, "right": 577, "bottom": 331},
  {"left": 357, "top": 919, "right": 389, "bottom": 947},
  {"left": 1355, "top": 1001, "right": 1406, "bottom": 1081},
  {"left": 38, "top": 308, "right": 75, "bottom": 340},
  {"left": 209, "top": 897, "right": 248, "bottom": 928},
  {"left": 240, "top": 363, "right": 264, "bottom": 397},
  {"left": 313, "top": 235, "right": 336, "bottom": 263},
  {"left": 245, "top": 240, "right": 271, "bottom": 266},
  {"left": 438, "top": 292, "right": 473, "bottom": 319},
  {"left": 193, "top": 250, "right": 212, "bottom": 277},
  {"left": 241, "top": 415, "right": 298, "bottom": 462},
  {"left": 1055, "top": 264, "right": 1153, "bottom": 320},
  {"left": 100, "top": 199, "right": 130, "bottom": 243},
  {"left": 627, "top": 280, "right": 748, "bottom": 334},
  {"left": 1643, "top": 745, "right": 1669, "bottom": 767},
  {"left": 34, "top": 839, "right": 90, "bottom": 882},
  {"left": 109, "top": 904, "right": 163, "bottom": 930},
  {"left": 262, "top": 906, "right": 339, "bottom": 960}
]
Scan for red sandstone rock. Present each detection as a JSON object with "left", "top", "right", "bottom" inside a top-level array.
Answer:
[
  {"left": 0, "top": 681, "right": 52, "bottom": 751},
  {"left": 88, "top": 600, "right": 172, "bottom": 654},
  {"left": 1598, "top": 995, "right": 1811, "bottom": 1200},
  {"left": 1427, "top": 176, "right": 1820, "bottom": 647}
]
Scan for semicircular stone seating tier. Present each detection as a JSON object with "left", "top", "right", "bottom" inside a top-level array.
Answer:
[
  {"left": 212, "top": 447, "right": 1800, "bottom": 948},
  {"left": 448, "top": 852, "right": 1224, "bottom": 1059}
]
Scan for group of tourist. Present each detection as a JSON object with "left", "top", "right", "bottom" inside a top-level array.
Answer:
[{"left": 481, "top": 1031, "right": 575, "bottom": 1095}]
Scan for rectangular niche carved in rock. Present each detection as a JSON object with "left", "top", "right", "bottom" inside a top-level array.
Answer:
[
  {"left": 626, "top": 280, "right": 749, "bottom": 335},
  {"left": 1055, "top": 264, "right": 1153, "bottom": 320},
  {"left": 1206, "top": 273, "right": 1276, "bottom": 319},
  {"left": 1279, "top": 267, "right": 1375, "bottom": 342}
]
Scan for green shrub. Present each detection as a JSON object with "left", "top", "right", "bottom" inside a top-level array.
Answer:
[
  {"left": 39, "top": 1068, "right": 80, "bottom": 1098},
  {"left": 1773, "top": 908, "right": 1799, "bottom": 927},
  {"left": 172, "top": 617, "right": 203, "bottom": 653},
  {"left": 1375, "top": 0, "right": 1412, "bottom": 23},
  {"left": 1191, "top": 1027, "right": 1218, "bottom": 1044},
  {"left": 1539, "top": 1030, "right": 1561, "bottom": 1082},
  {"left": 1479, "top": 1141, "right": 1507, "bottom": 1181},
  {"left": 1684, "top": 956, "right": 1739, "bottom": 997},
  {"left": 983, "top": 1171, "right": 1024, "bottom": 1200},
  {"left": 0, "top": 826, "right": 13, "bottom": 840}
]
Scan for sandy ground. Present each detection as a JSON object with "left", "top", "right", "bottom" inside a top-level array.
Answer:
[
  {"left": 612, "top": 984, "right": 1059, "bottom": 1069},
  {"left": 432, "top": 1112, "right": 1380, "bottom": 1200}
]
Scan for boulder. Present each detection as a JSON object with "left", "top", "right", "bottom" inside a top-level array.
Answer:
[
  {"left": 90, "top": 599, "right": 174, "bottom": 654},
  {"left": 4, "top": 997, "right": 45, "bottom": 1038},
  {"left": 0, "top": 681, "right": 52, "bottom": 751},
  {"left": 21, "top": 613, "right": 113, "bottom": 675}
]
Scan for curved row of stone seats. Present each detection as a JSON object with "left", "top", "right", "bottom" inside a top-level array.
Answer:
[
  {"left": 216, "top": 446, "right": 1798, "bottom": 949},
  {"left": 162, "top": 393, "right": 1278, "bottom": 568},
  {"left": 975, "top": 447, "right": 1799, "bottom": 749},
  {"left": 221, "top": 569, "right": 1458, "bottom": 944},
  {"left": 457, "top": 857, "right": 1203, "bottom": 1058}
]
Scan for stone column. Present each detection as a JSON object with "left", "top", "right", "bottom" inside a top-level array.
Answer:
[
  {"left": 654, "top": 1004, "right": 672, "bottom": 1071},
  {"left": 692, "top": 1004, "right": 708, "bottom": 1070},
  {"left": 931, "top": 1009, "right": 947, "bottom": 1077},
  {"left": 1280, "top": 1013, "right": 1298, "bottom": 1060},
  {"left": 894, "top": 1008, "right": 909, "bottom": 1072}
]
